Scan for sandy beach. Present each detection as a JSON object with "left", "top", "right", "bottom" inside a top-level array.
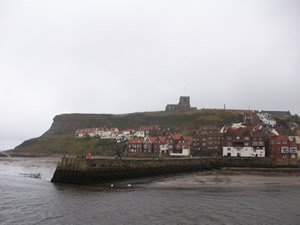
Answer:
[{"left": 153, "top": 168, "right": 300, "bottom": 187}]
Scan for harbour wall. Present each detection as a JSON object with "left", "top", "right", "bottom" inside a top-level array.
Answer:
[{"left": 50, "top": 157, "right": 297, "bottom": 185}]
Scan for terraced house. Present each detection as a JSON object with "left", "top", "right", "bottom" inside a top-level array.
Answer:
[
  {"left": 222, "top": 128, "right": 265, "bottom": 157},
  {"left": 269, "top": 135, "right": 298, "bottom": 159}
]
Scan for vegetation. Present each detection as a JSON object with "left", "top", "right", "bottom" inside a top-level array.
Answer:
[
  {"left": 12, "top": 109, "right": 241, "bottom": 156},
  {"left": 12, "top": 135, "right": 125, "bottom": 156}
]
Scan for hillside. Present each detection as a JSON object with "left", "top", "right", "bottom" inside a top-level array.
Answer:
[{"left": 10, "top": 109, "right": 241, "bottom": 156}]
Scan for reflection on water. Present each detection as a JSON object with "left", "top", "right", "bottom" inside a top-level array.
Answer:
[{"left": 1, "top": 158, "right": 300, "bottom": 225}]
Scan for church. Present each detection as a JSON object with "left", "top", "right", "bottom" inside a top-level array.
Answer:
[{"left": 165, "top": 96, "right": 197, "bottom": 112}]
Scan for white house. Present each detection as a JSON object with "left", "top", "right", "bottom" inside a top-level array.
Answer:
[
  {"left": 95, "top": 127, "right": 105, "bottom": 137},
  {"left": 134, "top": 130, "right": 145, "bottom": 138},
  {"left": 110, "top": 128, "right": 119, "bottom": 133},
  {"left": 75, "top": 128, "right": 96, "bottom": 138},
  {"left": 258, "top": 112, "right": 276, "bottom": 127},
  {"left": 223, "top": 146, "right": 265, "bottom": 157},
  {"left": 261, "top": 117, "right": 276, "bottom": 126},
  {"left": 160, "top": 144, "right": 169, "bottom": 154},
  {"left": 170, "top": 144, "right": 191, "bottom": 157}
]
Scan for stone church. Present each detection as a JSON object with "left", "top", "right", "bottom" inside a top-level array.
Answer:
[{"left": 165, "top": 96, "right": 197, "bottom": 112}]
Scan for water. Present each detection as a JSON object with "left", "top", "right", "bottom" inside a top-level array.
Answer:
[{"left": 1, "top": 158, "right": 300, "bottom": 225}]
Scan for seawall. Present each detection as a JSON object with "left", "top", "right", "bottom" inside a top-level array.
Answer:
[{"left": 51, "top": 157, "right": 285, "bottom": 185}]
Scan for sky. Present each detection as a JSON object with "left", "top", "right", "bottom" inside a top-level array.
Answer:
[{"left": 0, "top": 0, "right": 300, "bottom": 150}]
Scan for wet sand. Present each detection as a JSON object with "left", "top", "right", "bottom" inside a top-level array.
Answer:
[{"left": 154, "top": 168, "right": 300, "bottom": 187}]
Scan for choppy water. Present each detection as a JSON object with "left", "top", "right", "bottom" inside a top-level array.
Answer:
[{"left": 1, "top": 158, "right": 300, "bottom": 225}]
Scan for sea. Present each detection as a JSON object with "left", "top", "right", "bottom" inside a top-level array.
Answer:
[{"left": 1, "top": 157, "right": 300, "bottom": 225}]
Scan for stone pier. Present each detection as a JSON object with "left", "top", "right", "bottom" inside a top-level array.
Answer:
[{"left": 51, "top": 157, "right": 282, "bottom": 185}]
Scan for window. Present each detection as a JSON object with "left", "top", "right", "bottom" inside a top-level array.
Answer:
[
  {"left": 208, "top": 141, "right": 213, "bottom": 145},
  {"left": 252, "top": 141, "right": 257, "bottom": 146},
  {"left": 227, "top": 148, "right": 231, "bottom": 151},
  {"left": 282, "top": 141, "right": 287, "bottom": 144},
  {"left": 258, "top": 141, "right": 264, "bottom": 146},
  {"left": 245, "top": 142, "right": 249, "bottom": 146},
  {"left": 281, "top": 147, "right": 289, "bottom": 153},
  {"left": 227, "top": 142, "right": 232, "bottom": 146},
  {"left": 270, "top": 140, "right": 275, "bottom": 144},
  {"left": 283, "top": 154, "right": 287, "bottom": 158},
  {"left": 227, "top": 136, "right": 232, "bottom": 140},
  {"left": 290, "top": 147, "right": 297, "bottom": 153},
  {"left": 202, "top": 143, "right": 206, "bottom": 146},
  {"left": 202, "top": 138, "right": 206, "bottom": 141},
  {"left": 276, "top": 141, "right": 281, "bottom": 144},
  {"left": 291, "top": 154, "right": 296, "bottom": 159},
  {"left": 237, "top": 136, "right": 240, "bottom": 140},
  {"left": 244, "top": 136, "right": 249, "bottom": 140},
  {"left": 208, "top": 137, "right": 213, "bottom": 140}
]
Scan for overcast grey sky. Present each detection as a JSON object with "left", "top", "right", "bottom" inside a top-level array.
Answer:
[{"left": 0, "top": 0, "right": 300, "bottom": 150}]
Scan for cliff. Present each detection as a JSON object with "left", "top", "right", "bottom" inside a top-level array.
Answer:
[
  {"left": 11, "top": 110, "right": 241, "bottom": 156},
  {"left": 43, "top": 110, "right": 240, "bottom": 136}
]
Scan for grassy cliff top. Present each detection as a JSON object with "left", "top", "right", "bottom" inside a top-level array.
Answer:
[
  {"left": 43, "top": 109, "right": 241, "bottom": 136},
  {"left": 11, "top": 109, "right": 242, "bottom": 156}
]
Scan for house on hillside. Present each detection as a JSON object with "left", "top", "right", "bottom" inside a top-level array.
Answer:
[
  {"left": 143, "top": 136, "right": 157, "bottom": 153},
  {"left": 139, "top": 125, "right": 161, "bottom": 137},
  {"left": 257, "top": 112, "right": 276, "bottom": 127},
  {"left": 262, "top": 110, "right": 291, "bottom": 119},
  {"left": 170, "top": 143, "right": 191, "bottom": 156},
  {"left": 170, "top": 136, "right": 193, "bottom": 156},
  {"left": 127, "top": 138, "right": 144, "bottom": 153},
  {"left": 244, "top": 111, "right": 260, "bottom": 125},
  {"left": 269, "top": 135, "right": 298, "bottom": 159},
  {"left": 222, "top": 128, "right": 265, "bottom": 157},
  {"left": 134, "top": 130, "right": 145, "bottom": 138},
  {"left": 191, "top": 126, "right": 224, "bottom": 156},
  {"left": 75, "top": 128, "right": 96, "bottom": 138}
]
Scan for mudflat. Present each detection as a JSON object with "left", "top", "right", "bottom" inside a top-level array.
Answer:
[{"left": 154, "top": 168, "right": 300, "bottom": 187}]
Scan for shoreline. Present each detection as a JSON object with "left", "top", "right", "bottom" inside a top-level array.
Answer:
[
  {"left": 151, "top": 168, "right": 300, "bottom": 187},
  {"left": 1, "top": 157, "right": 300, "bottom": 186}
]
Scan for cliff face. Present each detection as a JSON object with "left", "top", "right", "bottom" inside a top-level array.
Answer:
[
  {"left": 12, "top": 110, "right": 241, "bottom": 156},
  {"left": 43, "top": 110, "right": 240, "bottom": 136}
]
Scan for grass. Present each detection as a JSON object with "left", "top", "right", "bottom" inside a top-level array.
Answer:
[
  {"left": 13, "top": 135, "right": 124, "bottom": 156},
  {"left": 14, "top": 109, "right": 242, "bottom": 155}
]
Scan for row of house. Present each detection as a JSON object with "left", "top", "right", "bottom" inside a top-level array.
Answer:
[
  {"left": 75, "top": 127, "right": 121, "bottom": 139},
  {"left": 74, "top": 125, "right": 162, "bottom": 142},
  {"left": 127, "top": 123, "right": 300, "bottom": 159},
  {"left": 73, "top": 109, "right": 300, "bottom": 159},
  {"left": 127, "top": 133, "right": 193, "bottom": 156}
]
